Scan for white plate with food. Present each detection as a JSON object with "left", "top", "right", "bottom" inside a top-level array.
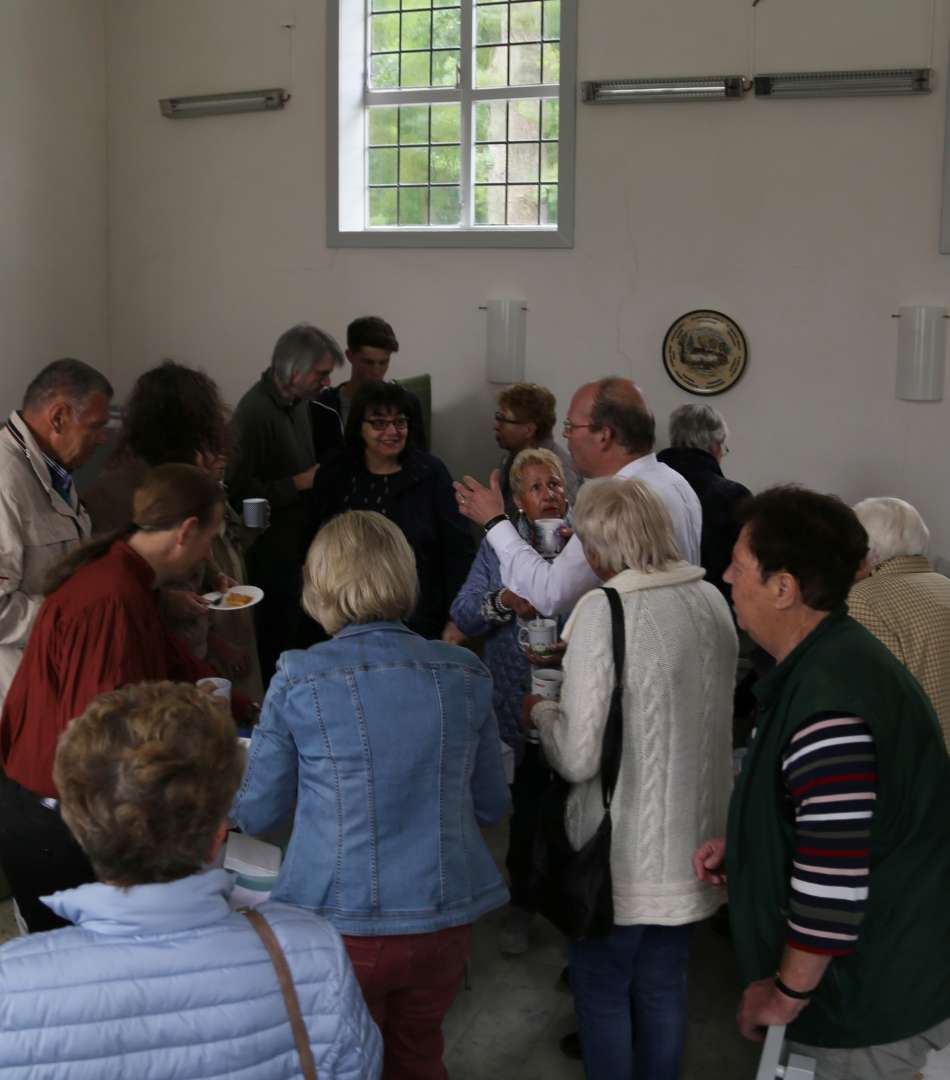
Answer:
[{"left": 202, "top": 585, "right": 264, "bottom": 611}]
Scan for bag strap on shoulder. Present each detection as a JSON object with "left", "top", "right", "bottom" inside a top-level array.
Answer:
[
  {"left": 241, "top": 908, "right": 319, "bottom": 1080},
  {"left": 599, "top": 586, "right": 626, "bottom": 811}
]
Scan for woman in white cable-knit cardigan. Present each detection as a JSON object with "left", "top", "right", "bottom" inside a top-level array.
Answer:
[{"left": 529, "top": 476, "right": 737, "bottom": 1080}]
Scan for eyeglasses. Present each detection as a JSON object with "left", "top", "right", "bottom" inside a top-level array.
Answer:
[
  {"left": 364, "top": 415, "right": 409, "bottom": 432},
  {"left": 562, "top": 420, "right": 594, "bottom": 435},
  {"left": 494, "top": 412, "right": 525, "bottom": 426}
]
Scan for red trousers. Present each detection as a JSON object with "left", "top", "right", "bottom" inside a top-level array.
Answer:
[{"left": 343, "top": 925, "right": 471, "bottom": 1080}]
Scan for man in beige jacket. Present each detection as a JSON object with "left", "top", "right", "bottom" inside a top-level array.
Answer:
[{"left": 0, "top": 359, "right": 113, "bottom": 708}]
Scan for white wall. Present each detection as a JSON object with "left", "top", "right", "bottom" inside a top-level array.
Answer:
[
  {"left": 0, "top": 0, "right": 109, "bottom": 413},
  {"left": 107, "top": 0, "right": 950, "bottom": 555}
]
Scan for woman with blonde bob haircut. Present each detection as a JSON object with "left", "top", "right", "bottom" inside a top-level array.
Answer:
[
  {"left": 303, "top": 509, "right": 418, "bottom": 635},
  {"left": 0, "top": 682, "right": 382, "bottom": 1078},
  {"left": 234, "top": 510, "right": 510, "bottom": 1079},
  {"left": 525, "top": 477, "right": 738, "bottom": 1080}
]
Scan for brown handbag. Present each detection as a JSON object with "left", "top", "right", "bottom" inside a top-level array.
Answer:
[{"left": 241, "top": 908, "right": 319, "bottom": 1080}]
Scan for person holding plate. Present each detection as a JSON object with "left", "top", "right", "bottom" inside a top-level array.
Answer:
[
  {"left": 83, "top": 360, "right": 263, "bottom": 698},
  {"left": 0, "top": 464, "right": 253, "bottom": 932},
  {"left": 449, "top": 446, "right": 570, "bottom": 957}
]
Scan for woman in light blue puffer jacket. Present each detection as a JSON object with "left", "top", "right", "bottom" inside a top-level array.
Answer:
[{"left": 0, "top": 682, "right": 381, "bottom": 1080}]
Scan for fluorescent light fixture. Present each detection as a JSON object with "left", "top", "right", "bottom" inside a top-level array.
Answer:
[
  {"left": 159, "top": 88, "right": 290, "bottom": 119},
  {"left": 582, "top": 76, "right": 746, "bottom": 104},
  {"left": 754, "top": 69, "right": 931, "bottom": 99}
]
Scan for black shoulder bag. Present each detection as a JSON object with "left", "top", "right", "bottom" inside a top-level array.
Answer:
[{"left": 529, "top": 586, "right": 626, "bottom": 941}]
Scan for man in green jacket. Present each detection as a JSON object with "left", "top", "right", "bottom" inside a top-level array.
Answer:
[
  {"left": 694, "top": 485, "right": 950, "bottom": 1079},
  {"left": 226, "top": 323, "right": 343, "bottom": 682}
]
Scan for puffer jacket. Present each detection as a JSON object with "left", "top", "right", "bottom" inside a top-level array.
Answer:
[
  {"left": 0, "top": 869, "right": 382, "bottom": 1079},
  {"left": 0, "top": 412, "right": 90, "bottom": 709}
]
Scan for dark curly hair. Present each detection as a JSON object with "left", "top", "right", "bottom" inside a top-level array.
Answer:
[
  {"left": 116, "top": 360, "right": 231, "bottom": 466},
  {"left": 740, "top": 485, "right": 868, "bottom": 611},
  {"left": 344, "top": 381, "right": 417, "bottom": 460}
]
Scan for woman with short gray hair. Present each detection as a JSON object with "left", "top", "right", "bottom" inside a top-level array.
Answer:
[
  {"left": 526, "top": 477, "right": 737, "bottom": 1080},
  {"left": 233, "top": 510, "right": 510, "bottom": 1077}
]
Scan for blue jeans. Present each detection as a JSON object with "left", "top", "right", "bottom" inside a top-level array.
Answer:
[{"left": 569, "top": 922, "right": 694, "bottom": 1080}]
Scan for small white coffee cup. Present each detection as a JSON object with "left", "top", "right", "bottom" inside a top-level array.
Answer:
[
  {"left": 242, "top": 498, "right": 269, "bottom": 528},
  {"left": 531, "top": 668, "right": 564, "bottom": 700},
  {"left": 518, "top": 617, "right": 558, "bottom": 653},
  {"left": 534, "top": 518, "right": 566, "bottom": 558},
  {"left": 197, "top": 677, "right": 232, "bottom": 702}
]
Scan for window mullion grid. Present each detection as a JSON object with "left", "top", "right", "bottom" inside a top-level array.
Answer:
[{"left": 459, "top": 0, "right": 475, "bottom": 227}]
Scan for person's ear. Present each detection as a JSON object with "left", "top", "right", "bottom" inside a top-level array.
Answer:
[
  {"left": 596, "top": 423, "right": 614, "bottom": 451},
  {"left": 174, "top": 516, "right": 200, "bottom": 549},
  {"left": 207, "top": 819, "right": 230, "bottom": 865},
  {"left": 47, "top": 400, "right": 72, "bottom": 436},
  {"left": 524, "top": 422, "right": 537, "bottom": 443},
  {"left": 772, "top": 571, "right": 799, "bottom": 611},
  {"left": 345, "top": 348, "right": 355, "bottom": 366}
]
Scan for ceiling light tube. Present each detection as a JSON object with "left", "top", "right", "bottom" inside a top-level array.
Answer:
[
  {"left": 159, "top": 88, "right": 290, "bottom": 119},
  {"left": 582, "top": 76, "right": 747, "bottom": 104},
  {"left": 754, "top": 69, "right": 931, "bottom": 99}
]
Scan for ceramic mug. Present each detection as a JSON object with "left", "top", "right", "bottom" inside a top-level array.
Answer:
[
  {"left": 517, "top": 617, "right": 558, "bottom": 654},
  {"left": 197, "top": 676, "right": 232, "bottom": 702},
  {"left": 531, "top": 668, "right": 564, "bottom": 700},
  {"left": 534, "top": 517, "right": 566, "bottom": 558},
  {"left": 242, "top": 498, "right": 269, "bottom": 528}
]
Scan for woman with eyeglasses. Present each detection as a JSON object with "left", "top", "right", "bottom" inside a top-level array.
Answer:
[
  {"left": 306, "top": 381, "right": 474, "bottom": 640},
  {"left": 450, "top": 446, "right": 571, "bottom": 957},
  {"left": 493, "top": 383, "right": 579, "bottom": 519}
]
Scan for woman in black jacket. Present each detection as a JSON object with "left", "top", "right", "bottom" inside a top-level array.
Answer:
[{"left": 307, "top": 382, "right": 474, "bottom": 640}]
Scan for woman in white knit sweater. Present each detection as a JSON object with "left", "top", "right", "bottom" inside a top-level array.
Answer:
[{"left": 529, "top": 476, "right": 737, "bottom": 1080}]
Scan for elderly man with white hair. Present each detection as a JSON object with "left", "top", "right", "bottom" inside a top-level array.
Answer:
[
  {"left": 849, "top": 497, "right": 950, "bottom": 749},
  {"left": 226, "top": 322, "right": 344, "bottom": 681},
  {"left": 658, "top": 403, "right": 750, "bottom": 598}
]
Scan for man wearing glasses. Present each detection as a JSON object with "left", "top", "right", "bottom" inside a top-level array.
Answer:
[
  {"left": 455, "top": 378, "right": 702, "bottom": 617},
  {"left": 311, "top": 315, "right": 427, "bottom": 462},
  {"left": 493, "top": 383, "right": 579, "bottom": 519}
]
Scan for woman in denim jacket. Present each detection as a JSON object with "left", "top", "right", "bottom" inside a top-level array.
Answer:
[{"left": 233, "top": 510, "right": 510, "bottom": 1080}]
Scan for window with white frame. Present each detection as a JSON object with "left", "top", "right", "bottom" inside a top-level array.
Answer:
[{"left": 329, "top": 0, "right": 575, "bottom": 248}]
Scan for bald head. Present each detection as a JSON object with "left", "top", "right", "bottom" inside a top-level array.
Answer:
[{"left": 565, "top": 377, "right": 655, "bottom": 478}]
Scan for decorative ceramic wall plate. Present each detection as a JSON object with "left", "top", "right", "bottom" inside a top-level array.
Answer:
[{"left": 662, "top": 310, "right": 748, "bottom": 395}]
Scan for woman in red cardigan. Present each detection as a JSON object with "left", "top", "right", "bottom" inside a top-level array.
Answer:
[{"left": 0, "top": 463, "right": 244, "bottom": 931}]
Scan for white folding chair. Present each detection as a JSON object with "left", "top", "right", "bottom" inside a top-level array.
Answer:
[{"left": 755, "top": 1025, "right": 816, "bottom": 1080}]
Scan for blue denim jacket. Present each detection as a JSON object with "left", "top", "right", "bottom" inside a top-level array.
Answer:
[{"left": 232, "top": 621, "right": 511, "bottom": 935}]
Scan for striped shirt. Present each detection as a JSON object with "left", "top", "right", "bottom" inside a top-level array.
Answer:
[{"left": 780, "top": 713, "right": 877, "bottom": 956}]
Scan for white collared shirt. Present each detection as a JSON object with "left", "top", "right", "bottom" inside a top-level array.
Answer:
[{"left": 486, "top": 453, "right": 702, "bottom": 616}]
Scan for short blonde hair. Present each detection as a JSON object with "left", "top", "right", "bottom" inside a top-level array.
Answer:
[
  {"left": 509, "top": 447, "right": 566, "bottom": 499},
  {"left": 573, "top": 477, "right": 681, "bottom": 576},
  {"left": 54, "top": 682, "right": 243, "bottom": 887},
  {"left": 303, "top": 510, "right": 418, "bottom": 635}
]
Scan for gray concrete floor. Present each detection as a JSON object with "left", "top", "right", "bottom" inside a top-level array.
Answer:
[{"left": 442, "top": 821, "right": 760, "bottom": 1080}]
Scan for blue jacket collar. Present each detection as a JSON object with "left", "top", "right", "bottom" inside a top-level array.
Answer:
[
  {"left": 42, "top": 868, "right": 235, "bottom": 936},
  {"left": 334, "top": 619, "right": 418, "bottom": 640}
]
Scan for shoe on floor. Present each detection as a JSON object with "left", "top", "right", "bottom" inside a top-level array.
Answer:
[
  {"left": 559, "top": 1032, "right": 582, "bottom": 1060},
  {"left": 499, "top": 907, "right": 534, "bottom": 956}
]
